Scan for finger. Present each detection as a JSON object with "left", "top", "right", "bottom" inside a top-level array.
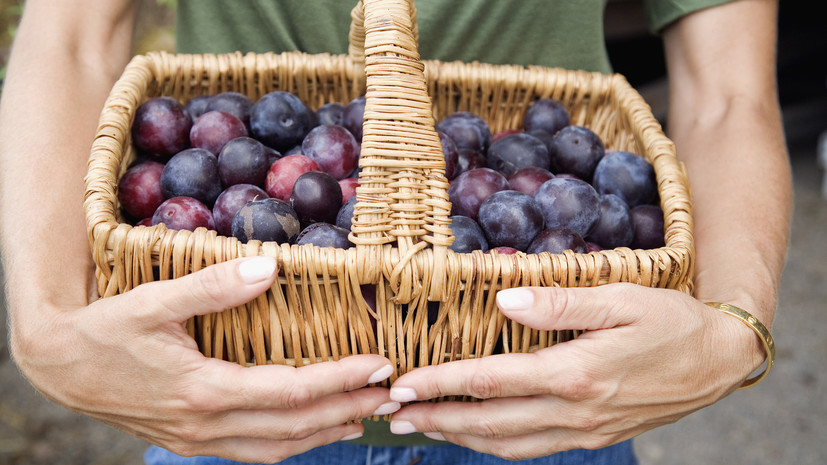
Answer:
[
  {"left": 194, "top": 355, "right": 395, "bottom": 411},
  {"left": 200, "top": 387, "right": 398, "bottom": 442},
  {"left": 435, "top": 424, "right": 640, "bottom": 461},
  {"left": 390, "top": 394, "right": 621, "bottom": 440},
  {"left": 495, "top": 283, "right": 676, "bottom": 331},
  {"left": 389, "top": 353, "right": 563, "bottom": 401},
  {"left": 390, "top": 396, "right": 561, "bottom": 439},
  {"left": 169, "top": 423, "right": 365, "bottom": 464},
  {"left": 131, "top": 257, "right": 278, "bottom": 322}
]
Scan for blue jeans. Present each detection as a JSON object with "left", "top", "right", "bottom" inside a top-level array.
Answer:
[{"left": 144, "top": 440, "right": 637, "bottom": 465}]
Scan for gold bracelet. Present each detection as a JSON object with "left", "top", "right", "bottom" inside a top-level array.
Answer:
[{"left": 705, "top": 302, "right": 775, "bottom": 390}]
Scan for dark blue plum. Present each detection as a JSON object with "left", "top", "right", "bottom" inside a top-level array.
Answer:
[
  {"left": 231, "top": 198, "right": 300, "bottom": 244},
  {"left": 190, "top": 110, "right": 248, "bottom": 156},
  {"left": 218, "top": 137, "right": 271, "bottom": 187},
  {"left": 132, "top": 96, "right": 192, "bottom": 157},
  {"left": 533, "top": 177, "right": 600, "bottom": 237},
  {"left": 523, "top": 98, "right": 570, "bottom": 136},
  {"left": 283, "top": 145, "right": 303, "bottom": 156},
  {"left": 316, "top": 102, "right": 346, "bottom": 126},
  {"left": 336, "top": 196, "right": 357, "bottom": 231},
  {"left": 447, "top": 167, "right": 509, "bottom": 221},
  {"left": 436, "top": 111, "right": 492, "bottom": 154},
  {"left": 438, "top": 130, "right": 459, "bottom": 180},
  {"left": 206, "top": 91, "right": 252, "bottom": 128},
  {"left": 448, "top": 215, "right": 489, "bottom": 253},
  {"left": 586, "top": 194, "right": 634, "bottom": 249},
  {"left": 455, "top": 148, "right": 487, "bottom": 178},
  {"left": 160, "top": 148, "right": 222, "bottom": 207},
  {"left": 487, "top": 132, "right": 551, "bottom": 176},
  {"left": 118, "top": 161, "right": 165, "bottom": 220},
  {"left": 507, "top": 166, "right": 555, "bottom": 196},
  {"left": 342, "top": 95, "right": 366, "bottom": 141},
  {"left": 527, "top": 227, "right": 588, "bottom": 255},
  {"left": 301, "top": 124, "right": 360, "bottom": 180},
  {"left": 184, "top": 95, "right": 212, "bottom": 122},
  {"left": 549, "top": 125, "right": 605, "bottom": 181},
  {"left": 592, "top": 151, "right": 658, "bottom": 208},
  {"left": 250, "top": 91, "right": 314, "bottom": 152},
  {"left": 212, "top": 184, "right": 269, "bottom": 237},
  {"left": 528, "top": 129, "right": 555, "bottom": 154},
  {"left": 477, "top": 190, "right": 544, "bottom": 251},
  {"left": 151, "top": 196, "right": 215, "bottom": 232},
  {"left": 289, "top": 170, "right": 342, "bottom": 227},
  {"left": 295, "top": 222, "right": 354, "bottom": 249},
  {"left": 630, "top": 204, "right": 665, "bottom": 249}
]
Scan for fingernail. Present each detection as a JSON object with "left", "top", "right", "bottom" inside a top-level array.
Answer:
[
  {"left": 390, "top": 420, "right": 417, "bottom": 435},
  {"left": 389, "top": 387, "right": 417, "bottom": 403},
  {"left": 238, "top": 257, "right": 277, "bottom": 284},
  {"left": 372, "top": 401, "right": 401, "bottom": 416},
  {"left": 367, "top": 365, "right": 394, "bottom": 384},
  {"left": 496, "top": 288, "right": 534, "bottom": 312},
  {"left": 424, "top": 432, "right": 446, "bottom": 441},
  {"left": 340, "top": 431, "right": 363, "bottom": 441}
]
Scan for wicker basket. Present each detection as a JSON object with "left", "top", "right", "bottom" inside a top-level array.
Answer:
[{"left": 84, "top": 0, "right": 694, "bottom": 383}]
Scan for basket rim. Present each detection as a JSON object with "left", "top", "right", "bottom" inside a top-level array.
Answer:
[{"left": 84, "top": 50, "right": 695, "bottom": 300}]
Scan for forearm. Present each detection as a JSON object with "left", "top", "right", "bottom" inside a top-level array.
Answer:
[
  {"left": 670, "top": 97, "right": 790, "bottom": 323},
  {"left": 663, "top": 0, "right": 791, "bottom": 326},
  {"left": 0, "top": 1, "right": 137, "bottom": 313}
]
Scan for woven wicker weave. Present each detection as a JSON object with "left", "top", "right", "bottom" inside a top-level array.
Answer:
[{"left": 84, "top": 0, "right": 694, "bottom": 382}]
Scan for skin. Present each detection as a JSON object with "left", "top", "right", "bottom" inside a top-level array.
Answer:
[
  {"left": 388, "top": 0, "right": 792, "bottom": 459},
  {"left": 0, "top": 0, "right": 791, "bottom": 462},
  {"left": 0, "top": 1, "right": 397, "bottom": 462}
]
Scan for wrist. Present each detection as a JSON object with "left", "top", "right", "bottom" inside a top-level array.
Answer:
[{"left": 706, "top": 301, "right": 774, "bottom": 389}]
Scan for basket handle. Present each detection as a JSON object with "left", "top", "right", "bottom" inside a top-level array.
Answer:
[{"left": 346, "top": 0, "right": 453, "bottom": 303}]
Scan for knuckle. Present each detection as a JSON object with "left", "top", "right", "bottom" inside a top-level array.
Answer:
[
  {"left": 467, "top": 416, "right": 507, "bottom": 438},
  {"left": 284, "top": 418, "right": 317, "bottom": 440},
  {"left": 465, "top": 369, "right": 502, "bottom": 399},
  {"left": 555, "top": 370, "right": 599, "bottom": 401},
  {"left": 342, "top": 392, "right": 372, "bottom": 420},
  {"left": 181, "top": 387, "right": 225, "bottom": 414},
  {"left": 279, "top": 382, "right": 313, "bottom": 409},
  {"left": 190, "top": 267, "right": 228, "bottom": 307},
  {"left": 568, "top": 413, "right": 605, "bottom": 433},
  {"left": 174, "top": 424, "right": 209, "bottom": 444}
]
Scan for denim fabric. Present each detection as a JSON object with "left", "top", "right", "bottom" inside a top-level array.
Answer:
[{"left": 144, "top": 440, "right": 637, "bottom": 465}]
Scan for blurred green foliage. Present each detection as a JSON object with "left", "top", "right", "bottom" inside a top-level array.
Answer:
[{"left": 1, "top": 0, "right": 25, "bottom": 86}]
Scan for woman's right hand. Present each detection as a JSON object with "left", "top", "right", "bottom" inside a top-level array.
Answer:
[{"left": 10, "top": 257, "right": 397, "bottom": 463}]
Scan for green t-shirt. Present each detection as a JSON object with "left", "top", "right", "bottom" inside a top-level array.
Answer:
[
  {"left": 177, "top": 0, "right": 735, "bottom": 72},
  {"left": 175, "top": 0, "right": 736, "bottom": 447}
]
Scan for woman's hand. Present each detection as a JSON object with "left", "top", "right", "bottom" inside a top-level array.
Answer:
[
  {"left": 10, "top": 257, "right": 398, "bottom": 463},
  {"left": 387, "top": 283, "right": 765, "bottom": 460}
]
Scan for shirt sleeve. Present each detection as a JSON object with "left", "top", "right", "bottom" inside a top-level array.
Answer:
[{"left": 643, "top": 0, "right": 740, "bottom": 33}]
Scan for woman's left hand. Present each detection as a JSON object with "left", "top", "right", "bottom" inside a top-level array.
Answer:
[{"left": 387, "top": 283, "right": 765, "bottom": 460}]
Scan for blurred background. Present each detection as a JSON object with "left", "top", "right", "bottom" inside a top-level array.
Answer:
[{"left": 1, "top": 0, "right": 825, "bottom": 463}]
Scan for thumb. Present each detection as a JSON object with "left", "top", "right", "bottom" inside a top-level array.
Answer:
[
  {"left": 132, "top": 257, "right": 278, "bottom": 322},
  {"left": 495, "top": 283, "right": 652, "bottom": 331}
]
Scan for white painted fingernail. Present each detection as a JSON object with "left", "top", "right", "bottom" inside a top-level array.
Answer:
[
  {"left": 424, "top": 432, "right": 446, "bottom": 441},
  {"left": 238, "top": 257, "right": 277, "bottom": 284},
  {"left": 390, "top": 420, "right": 417, "bottom": 435},
  {"left": 372, "top": 401, "right": 401, "bottom": 416},
  {"left": 389, "top": 387, "right": 417, "bottom": 403},
  {"left": 496, "top": 288, "right": 534, "bottom": 311},
  {"left": 340, "top": 431, "right": 363, "bottom": 441},
  {"left": 367, "top": 365, "right": 394, "bottom": 384}
]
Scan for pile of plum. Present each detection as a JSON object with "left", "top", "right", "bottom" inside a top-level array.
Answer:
[{"left": 119, "top": 90, "right": 665, "bottom": 255}]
